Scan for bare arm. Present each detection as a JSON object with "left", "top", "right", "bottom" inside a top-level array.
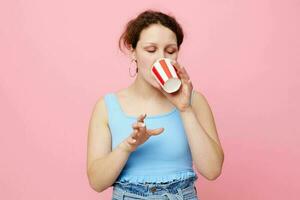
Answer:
[
  {"left": 86, "top": 97, "right": 131, "bottom": 192},
  {"left": 87, "top": 144, "right": 131, "bottom": 192},
  {"left": 179, "top": 91, "right": 224, "bottom": 180},
  {"left": 87, "top": 98, "right": 164, "bottom": 192},
  {"left": 86, "top": 97, "right": 164, "bottom": 192}
]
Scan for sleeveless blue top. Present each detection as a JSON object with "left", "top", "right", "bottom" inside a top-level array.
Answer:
[{"left": 104, "top": 92, "right": 197, "bottom": 183}]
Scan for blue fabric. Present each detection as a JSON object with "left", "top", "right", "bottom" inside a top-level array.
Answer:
[
  {"left": 104, "top": 92, "right": 197, "bottom": 184},
  {"left": 112, "top": 175, "right": 199, "bottom": 200}
]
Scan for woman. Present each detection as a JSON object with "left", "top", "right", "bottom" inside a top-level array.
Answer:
[{"left": 87, "top": 10, "right": 224, "bottom": 200}]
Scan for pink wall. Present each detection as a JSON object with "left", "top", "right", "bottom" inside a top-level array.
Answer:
[{"left": 1, "top": 0, "right": 299, "bottom": 199}]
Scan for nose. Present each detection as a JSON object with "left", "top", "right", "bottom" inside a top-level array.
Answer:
[{"left": 156, "top": 50, "right": 171, "bottom": 60}]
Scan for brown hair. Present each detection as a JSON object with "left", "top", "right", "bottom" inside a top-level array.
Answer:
[{"left": 118, "top": 9, "right": 184, "bottom": 53}]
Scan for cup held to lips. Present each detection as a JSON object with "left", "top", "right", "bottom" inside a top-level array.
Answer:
[{"left": 151, "top": 58, "right": 182, "bottom": 93}]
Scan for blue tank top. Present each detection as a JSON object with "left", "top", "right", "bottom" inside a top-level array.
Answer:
[{"left": 104, "top": 92, "right": 197, "bottom": 183}]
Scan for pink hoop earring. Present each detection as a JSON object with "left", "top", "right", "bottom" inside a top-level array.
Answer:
[{"left": 129, "top": 59, "right": 138, "bottom": 77}]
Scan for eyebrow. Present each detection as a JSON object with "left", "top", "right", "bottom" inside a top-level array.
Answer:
[{"left": 143, "top": 42, "right": 177, "bottom": 47}]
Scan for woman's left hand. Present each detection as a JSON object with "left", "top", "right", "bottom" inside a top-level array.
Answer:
[{"left": 157, "top": 60, "right": 194, "bottom": 112}]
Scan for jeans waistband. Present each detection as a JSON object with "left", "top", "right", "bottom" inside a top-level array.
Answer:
[{"left": 113, "top": 175, "right": 198, "bottom": 194}]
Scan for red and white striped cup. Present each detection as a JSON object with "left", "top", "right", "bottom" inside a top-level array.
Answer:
[{"left": 151, "top": 58, "right": 182, "bottom": 93}]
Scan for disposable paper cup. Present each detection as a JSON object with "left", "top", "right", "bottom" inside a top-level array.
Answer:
[{"left": 151, "top": 58, "right": 182, "bottom": 93}]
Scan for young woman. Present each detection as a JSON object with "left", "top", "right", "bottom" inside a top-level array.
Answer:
[{"left": 87, "top": 10, "right": 224, "bottom": 200}]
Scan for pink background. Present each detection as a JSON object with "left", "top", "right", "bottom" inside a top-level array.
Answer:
[{"left": 1, "top": 0, "right": 299, "bottom": 199}]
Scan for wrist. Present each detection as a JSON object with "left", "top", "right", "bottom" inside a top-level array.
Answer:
[{"left": 117, "top": 142, "right": 134, "bottom": 154}]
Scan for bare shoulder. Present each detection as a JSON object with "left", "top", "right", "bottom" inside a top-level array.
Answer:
[
  {"left": 92, "top": 95, "right": 109, "bottom": 125},
  {"left": 87, "top": 95, "right": 111, "bottom": 172},
  {"left": 191, "top": 90, "right": 211, "bottom": 111},
  {"left": 191, "top": 90, "right": 223, "bottom": 148}
]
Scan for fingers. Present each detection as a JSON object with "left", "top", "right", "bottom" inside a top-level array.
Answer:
[
  {"left": 127, "top": 136, "right": 137, "bottom": 145},
  {"left": 180, "top": 67, "right": 190, "bottom": 80},
  {"left": 127, "top": 113, "right": 148, "bottom": 147},
  {"left": 134, "top": 114, "right": 147, "bottom": 130},
  {"left": 172, "top": 62, "right": 184, "bottom": 79},
  {"left": 130, "top": 114, "right": 147, "bottom": 142},
  {"left": 148, "top": 128, "right": 164, "bottom": 136},
  {"left": 172, "top": 62, "right": 181, "bottom": 78},
  {"left": 137, "top": 113, "right": 147, "bottom": 122},
  {"left": 130, "top": 114, "right": 164, "bottom": 143},
  {"left": 130, "top": 128, "right": 137, "bottom": 139},
  {"left": 128, "top": 129, "right": 139, "bottom": 146},
  {"left": 171, "top": 60, "right": 181, "bottom": 71},
  {"left": 171, "top": 60, "right": 190, "bottom": 81},
  {"left": 131, "top": 121, "right": 146, "bottom": 140},
  {"left": 177, "top": 67, "right": 189, "bottom": 81},
  {"left": 132, "top": 121, "right": 146, "bottom": 129}
]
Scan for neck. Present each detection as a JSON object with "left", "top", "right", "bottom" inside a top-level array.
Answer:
[{"left": 128, "top": 74, "right": 167, "bottom": 103}]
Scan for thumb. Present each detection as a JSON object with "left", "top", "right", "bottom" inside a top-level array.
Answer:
[{"left": 148, "top": 128, "right": 164, "bottom": 136}]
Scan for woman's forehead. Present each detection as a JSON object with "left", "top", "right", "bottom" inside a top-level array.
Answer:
[{"left": 139, "top": 25, "right": 177, "bottom": 45}]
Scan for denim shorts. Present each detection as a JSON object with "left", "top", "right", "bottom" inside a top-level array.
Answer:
[{"left": 112, "top": 175, "right": 199, "bottom": 200}]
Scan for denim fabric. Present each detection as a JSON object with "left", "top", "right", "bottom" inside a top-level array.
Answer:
[{"left": 112, "top": 175, "right": 199, "bottom": 200}]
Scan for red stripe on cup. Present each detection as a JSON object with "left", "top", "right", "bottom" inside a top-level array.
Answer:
[
  {"left": 152, "top": 67, "right": 165, "bottom": 85},
  {"left": 159, "top": 60, "right": 172, "bottom": 78}
]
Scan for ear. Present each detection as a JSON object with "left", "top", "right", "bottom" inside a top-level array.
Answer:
[{"left": 129, "top": 45, "right": 137, "bottom": 61}]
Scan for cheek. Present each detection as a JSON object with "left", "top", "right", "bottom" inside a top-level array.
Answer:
[
  {"left": 148, "top": 77, "right": 161, "bottom": 89},
  {"left": 148, "top": 71, "right": 161, "bottom": 88},
  {"left": 136, "top": 54, "right": 159, "bottom": 80},
  {"left": 140, "top": 66, "right": 159, "bottom": 86},
  {"left": 139, "top": 60, "right": 156, "bottom": 77}
]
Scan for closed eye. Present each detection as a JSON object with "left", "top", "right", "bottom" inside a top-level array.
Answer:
[{"left": 147, "top": 50, "right": 175, "bottom": 54}]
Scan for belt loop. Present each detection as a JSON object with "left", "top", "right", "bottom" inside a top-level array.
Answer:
[
  {"left": 176, "top": 188, "right": 184, "bottom": 200},
  {"left": 161, "top": 190, "right": 184, "bottom": 200},
  {"left": 121, "top": 191, "right": 125, "bottom": 200}
]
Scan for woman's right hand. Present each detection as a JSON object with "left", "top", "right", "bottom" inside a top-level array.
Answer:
[{"left": 119, "top": 113, "right": 165, "bottom": 153}]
